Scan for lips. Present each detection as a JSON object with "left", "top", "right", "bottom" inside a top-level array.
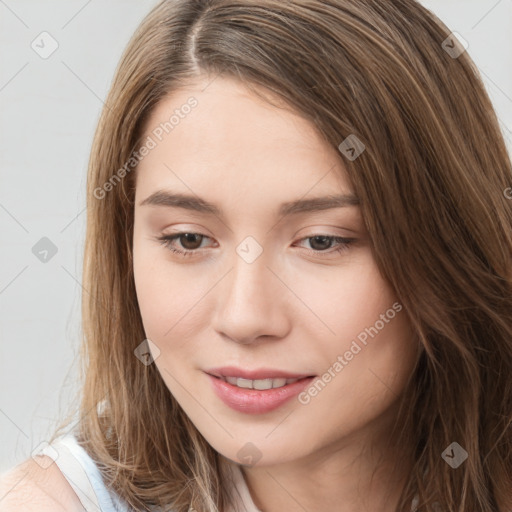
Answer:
[
  {"left": 204, "top": 366, "right": 316, "bottom": 414},
  {"left": 207, "top": 373, "right": 316, "bottom": 414}
]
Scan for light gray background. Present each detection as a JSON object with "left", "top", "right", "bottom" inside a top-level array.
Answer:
[{"left": 1, "top": 0, "right": 511, "bottom": 472}]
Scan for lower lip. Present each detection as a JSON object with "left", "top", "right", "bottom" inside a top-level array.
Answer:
[{"left": 207, "top": 373, "right": 315, "bottom": 414}]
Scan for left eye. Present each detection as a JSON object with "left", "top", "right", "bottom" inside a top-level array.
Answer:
[
  {"left": 156, "top": 232, "right": 355, "bottom": 258},
  {"left": 297, "top": 235, "right": 352, "bottom": 253}
]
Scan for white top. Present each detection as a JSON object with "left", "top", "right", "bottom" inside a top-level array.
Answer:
[
  {"left": 39, "top": 435, "right": 419, "bottom": 511},
  {"left": 38, "top": 435, "right": 261, "bottom": 512}
]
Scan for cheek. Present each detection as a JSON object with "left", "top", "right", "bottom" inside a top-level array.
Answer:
[
  {"left": 132, "top": 250, "right": 204, "bottom": 396},
  {"left": 294, "top": 253, "right": 416, "bottom": 406},
  {"left": 297, "top": 314, "right": 416, "bottom": 444},
  {"left": 133, "top": 236, "right": 210, "bottom": 340},
  {"left": 293, "top": 250, "right": 398, "bottom": 342}
]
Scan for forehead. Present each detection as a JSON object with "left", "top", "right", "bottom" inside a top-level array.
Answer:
[{"left": 135, "top": 76, "right": 353, "bottom": 206}]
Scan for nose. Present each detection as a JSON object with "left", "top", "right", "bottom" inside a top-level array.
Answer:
[{"left": 212, "top": 248, "right": 291, "bottom": 345}]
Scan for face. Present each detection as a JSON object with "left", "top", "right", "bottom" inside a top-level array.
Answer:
[{"left": 132, "top": 75, "right": 418, "bottom": 467}]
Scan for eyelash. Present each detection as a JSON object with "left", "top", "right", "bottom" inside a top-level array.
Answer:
[{"left": 156, "top": 232, "right": 355, "bottom": 258}]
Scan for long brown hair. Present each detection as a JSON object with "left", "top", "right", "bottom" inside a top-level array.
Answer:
[{"left": 48, "top": 1, "right": 512, "bottom": 510}]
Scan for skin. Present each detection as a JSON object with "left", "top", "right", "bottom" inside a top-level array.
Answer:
[
  {"left": 0, "top": 455, "right": 86, "bottom": 511},
  {"left": 132, "top": 75, "right": 419, "bottom": 512}
]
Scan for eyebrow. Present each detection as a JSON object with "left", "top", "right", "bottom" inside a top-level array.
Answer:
[{"left": 139, "top": 190, "right": 360, "bottom": 217}]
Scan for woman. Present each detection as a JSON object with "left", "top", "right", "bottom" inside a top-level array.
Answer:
[{"left": 1, "top": 0, "right": 511, "bottom": 511}]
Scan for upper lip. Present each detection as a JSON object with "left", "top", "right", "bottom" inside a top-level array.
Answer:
[{"left": 205, "top": 366, "right": 315, "bottom": 380}]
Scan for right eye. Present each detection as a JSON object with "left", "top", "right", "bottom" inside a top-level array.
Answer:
[{"left": 156, "top": 232, "right": 215, "bottom": 257}]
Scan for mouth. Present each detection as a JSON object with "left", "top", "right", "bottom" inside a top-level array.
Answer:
[
  {"left": 206, "top": 372, "right": 316, "bottom": 414},
  {"left": 208, "top": 374, "right": 313, "bottom": 390},
  {"left": 205, "top": 366, "right": 316, "bottom": 390}
]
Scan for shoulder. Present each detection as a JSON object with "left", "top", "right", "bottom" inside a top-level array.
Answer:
[{"left": 0, "top": 455, "right": 85, "bottom": 512}]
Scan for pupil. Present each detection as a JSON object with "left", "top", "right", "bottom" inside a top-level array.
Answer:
[
  {"left": 181, "top": 233, "right": 202, "bottom": 250},
  {"left": 310, "top": 236, "right": 331, "bottom": 251}
]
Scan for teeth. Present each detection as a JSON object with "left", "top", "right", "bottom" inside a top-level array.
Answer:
[{"left": 223, "top": 376, "right": 300, "bottom": 390}]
